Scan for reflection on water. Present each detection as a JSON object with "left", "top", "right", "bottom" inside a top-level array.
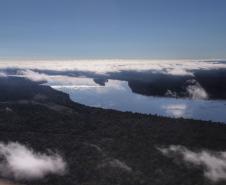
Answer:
[{"left": 50, "top": 78, "right": 226, "bottom": 123}]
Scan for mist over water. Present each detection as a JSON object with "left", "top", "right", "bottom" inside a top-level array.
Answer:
[{"left": 50, "top": 78, "right": 226, "bottom": 123}]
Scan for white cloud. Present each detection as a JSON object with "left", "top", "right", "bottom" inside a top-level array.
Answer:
[
  {"left": 165, "top": 68, "right": 194, "bottom": 76},
  {"left": 0, "top": 142, "right": 66, "bottom": 180},
  {"left": 0, "top": 59, "right": 226, "bottom": 76},
  {"left": 17, "top": 69, "right": 100, "bottom": 87},
  {"left": 186, "top": 80, "right": 208, "bottom": 99},
  {"left": 0, "top": 72, "right": 7, "bottom": 77},
  {"left": 162, "top": 104, "right": 187, "bottom": 117},
  {"left": 18, "top": 69, "right": 50, "bottom": 82},
  {"left": 158, "top": 145, "right": 226, "bottom": 182}
]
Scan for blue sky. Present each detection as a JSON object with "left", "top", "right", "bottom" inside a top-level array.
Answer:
[{"left": 0, "top": 0, "right": 226, "bottom": 59}]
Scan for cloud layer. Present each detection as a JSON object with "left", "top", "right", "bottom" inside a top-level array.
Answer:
[
  {"left": 0, "top": 142, "right": 66, "bottom": 180},
  {"left": 18, "top": 69, "right": 50, "bottom": 82},
  {"left": 17, "top": 69, "right": 100, "bottom": 88},
  {"left": 0, "top": 59, "right": 226, "bottom": 76},
  {"left": 158, "top": 145, "right": 226, "bottom": 182}
]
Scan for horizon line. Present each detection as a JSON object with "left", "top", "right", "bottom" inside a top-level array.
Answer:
[{"left": 0, "top": 57, "right": 226, "bottom": 61}]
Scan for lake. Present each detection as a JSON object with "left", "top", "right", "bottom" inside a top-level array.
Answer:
[{"left": 48, "top": 77, "right": 226, "bottom": 123}]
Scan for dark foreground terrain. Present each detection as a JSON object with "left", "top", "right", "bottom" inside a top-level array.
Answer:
[{"left": 0, "top": 77, "right": 226, "bottom": 185}]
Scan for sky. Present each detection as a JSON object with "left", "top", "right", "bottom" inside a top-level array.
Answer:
[{"left": 0, "top": 0, "right": 226, "bottom": 59}]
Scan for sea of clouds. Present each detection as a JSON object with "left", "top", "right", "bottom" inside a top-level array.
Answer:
[
  {"left": 0, "top": 59, "right": 226, "bottom": 76},
  {"left": 1, "top": 59, "right": 223, "bottom": 101}
]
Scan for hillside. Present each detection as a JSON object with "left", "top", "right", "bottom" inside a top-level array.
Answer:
[{"left": 0, "top": 77, "right": 226, "bottom": 185}]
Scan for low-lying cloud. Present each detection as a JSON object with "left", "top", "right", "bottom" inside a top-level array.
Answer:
[
  {"left": 17, "top": 69, "right": 100, "bottom": 88},
  {"left": 0, "top": 142, "right": 66, "bottom": 180},
  {"left": 158, "top": 145, "right": 226, "bottom": 182},
  {"left": 186, "top": 79, "right": 208, "bottom": 99},
  {"left": 0, "top": 59, "right": 226, "bottom": 76},
  {"left": 162, "top": 104, "right": 187, "bottom": 117},
  {"left": 18, "top": 69, "right": 50, "bottom": 82},
  {"left": 0, "top": 72, "right": 7, "bottom": 77}
]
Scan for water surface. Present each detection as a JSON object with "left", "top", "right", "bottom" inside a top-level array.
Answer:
[{"left": 49, "top": 78, "right": 226, "bottom": 123}]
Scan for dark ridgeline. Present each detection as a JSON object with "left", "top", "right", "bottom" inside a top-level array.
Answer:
[
  {"left": 105, "top": 69, "right": 226, "bottom": 99},
  {"left": 0, "top": 77, "right": 70, "bottom": 104},
  {"left": 0, "top": 77, "right": 226, "bottom": 185}
]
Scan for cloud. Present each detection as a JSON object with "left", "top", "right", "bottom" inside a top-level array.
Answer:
[
  {"left": 0, "top": 72, "right": 7, "bottom": 77},
  {"left": 165, "top": 68, "right": 194, "bottom": 76},
  {"left": 18, "top": 69, "right": 50, "bottom": 82},
  {"left": 186, "top": 79, "right": 208, "bottom": 99},
  {"left": 17, "top": 70, "right": 100, "bottom": 88},
  {"left": 0, "top": 142, "right": 66, "bottom": 180},
  {"left": 158, "top": 145, "right": 226, "bottom": 182},
  {"left": 162, "top": 104, "right": 187, "bottom": 117},
  {"left": 0, "top": 59, "right": 226, "bottom": 76}
]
